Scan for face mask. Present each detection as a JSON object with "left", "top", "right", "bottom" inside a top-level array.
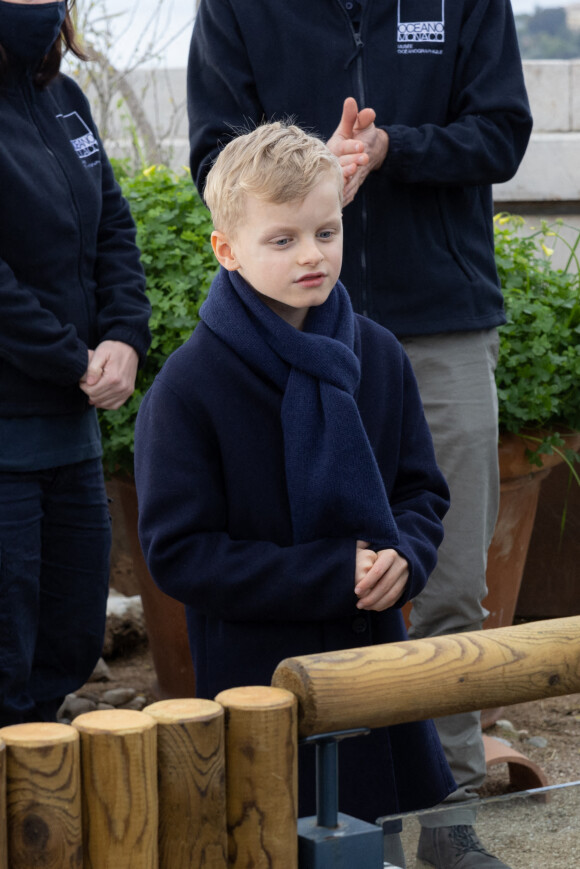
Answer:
[{"left": 0, "top": 1, "right": 67, "bottom": 64}]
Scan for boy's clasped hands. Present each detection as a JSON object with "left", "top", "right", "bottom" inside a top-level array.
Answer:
[{"left": 355, "top": 540, "right": 409, "bottom": 612}]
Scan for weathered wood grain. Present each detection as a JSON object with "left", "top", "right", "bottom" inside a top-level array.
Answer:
[
  {"left": 0, "top": 722, "right": 82, "bottom": 868},
  {"left": 145, "top": 698, "right": 227, "bottom": 868},
  {"left": 72, "top": 709, "right": 158, "bottom": 868},
  {"left": 272, "top": 616, "right": 580, "bottom": 737},
  {"left": 214, "top": 686, "right": 298, "bottom": 869}
]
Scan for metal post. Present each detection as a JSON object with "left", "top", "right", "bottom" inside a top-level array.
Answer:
[
  {"left": 298, "top": 729, "right": 384, "bottom": 868},
  {"left": 315, "top": 738, "right": 339, "bottom": 828}
]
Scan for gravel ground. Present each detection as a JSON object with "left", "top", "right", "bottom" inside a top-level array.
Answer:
[
  {"left": 394, "top": 693, "right": 580, "bottom": 868},
  {"left": 397, "top": 783, "right": 580, "bottom": 868}
]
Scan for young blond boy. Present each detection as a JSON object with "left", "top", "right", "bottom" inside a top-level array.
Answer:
[{"left": 134, "top": 123, "right": 454, "bottom": 835}]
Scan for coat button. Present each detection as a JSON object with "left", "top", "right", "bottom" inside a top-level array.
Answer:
[{"left": 351, "top": 616, "right": 368, "bottom": 634}]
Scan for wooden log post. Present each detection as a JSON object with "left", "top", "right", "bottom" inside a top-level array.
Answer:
[
  {"left": 144, "top": 698, "right": 227, "bottom": 868},
  {"left": 272, "top": 616, "right": 580, "bottom": 737},
  {"left": 72, "top": 709, "right": 158, "bottom": 869},
  {"left": 0, "top": 738, "right": 6, "bottom": 869},
  {"left": 0, "top": 723, "right": 82, "bottom": 869},
  {"left": 214, "top": 686, "right": 298, "bottom": 869}
]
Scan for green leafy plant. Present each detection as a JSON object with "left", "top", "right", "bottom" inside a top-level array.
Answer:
[
  {"left": 99, "top": 163, "right": 216, "bottom": 476},
  {"left": 494, "top": 213, "right": 580, "bottom": 471}
]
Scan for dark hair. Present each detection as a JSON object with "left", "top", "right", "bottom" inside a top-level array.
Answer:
[{"left": 0, "top": 1, "right": 88, "bottom": 88}]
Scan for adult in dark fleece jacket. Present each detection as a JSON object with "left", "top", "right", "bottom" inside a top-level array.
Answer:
[
  {"left": 0, "top": 0, "right": 151, "bottom": 726},
  {"left": 135, "top": 123, "right": 454, "bottom": 835},
  {"left": 187, "top": 3, "right": 532, "bottom": 866}
]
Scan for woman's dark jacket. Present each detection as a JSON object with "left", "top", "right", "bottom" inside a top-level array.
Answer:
[
  {"left": 0, "top": 68, "right": 151, "bottom": 417},
  {"left": 134, "top": 310, "right": 455, "bottom": 821},
  {"left": 188, "top": 0, "right": 533, "bottom": 337}
]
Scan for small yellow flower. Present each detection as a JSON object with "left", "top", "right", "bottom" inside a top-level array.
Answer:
[
  {"left": 541, "top": 242, "right": 554, "bottom": 257},
  {"left": 143, "top": 165, "right": 157, "bottom": 178}
]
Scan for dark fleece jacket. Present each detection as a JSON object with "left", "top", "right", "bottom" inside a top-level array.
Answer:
[
  {"left": 188, "top": 0, "right": 533, "bottom": 336},
  {"left": 0, "top": 67, "right": 151, "bottom": 417}
]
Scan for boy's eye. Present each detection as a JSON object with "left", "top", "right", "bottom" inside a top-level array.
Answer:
[
  {"left": 318, "top": 230, "right": 335, "bottom": 240},
  {"left": 273, "top": 238, "right": 291, "bottom": 246}
]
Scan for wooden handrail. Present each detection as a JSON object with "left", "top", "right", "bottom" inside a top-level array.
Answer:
[{"left": 272, "top": 616, "right": 580, "bottom": 738}]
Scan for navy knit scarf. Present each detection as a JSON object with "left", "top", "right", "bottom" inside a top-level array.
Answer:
[{"left": 200, "top": 267, "right": 399, "bottom": 547}]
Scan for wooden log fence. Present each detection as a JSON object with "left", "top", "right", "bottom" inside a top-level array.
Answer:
[
  {"left": 0, "top": 616, "right": 577, "bottom": 867},
  {"left": 272, "top": 615, "right": 580, "bottom": 738},
  {"left": 145, "top": 698, "right": 227, "bottom": 867}
]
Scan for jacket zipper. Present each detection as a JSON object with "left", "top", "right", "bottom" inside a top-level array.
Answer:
[
  {"left": 335, "top": 0, "right": 371, "bottom": 318},
  {"left": 353, "top": 29, "right": 370, "bottom": 318}
]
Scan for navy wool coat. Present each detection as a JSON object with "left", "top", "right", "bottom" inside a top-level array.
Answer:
[{"left": 134, "top": 313, "right": 455, "bottom": 821}]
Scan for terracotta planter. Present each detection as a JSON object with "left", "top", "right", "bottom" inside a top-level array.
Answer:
[
  {"left": 106, "top": 476, "right": 196, "bottom": 700},
  {"left": 481, "top": 431, "right": 580, "bottom": 727},
  {"left": 400, "top": 431, "right": 579, "bottom": 726},
  {"left": 483, "top": 430, "right": 580, "bottom": 630},
  {"left": 516, "top": 458, "right": 580, "bottom": 619}
]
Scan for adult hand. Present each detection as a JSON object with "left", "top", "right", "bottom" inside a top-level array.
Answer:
[
  {"left": 80, "top": 340, "right": 139, "bottom": 410},
  {"left": 327, "top": 97, "right": 371, "bottom": 205},
  {"left": 354, "top": 548, "right": 408, "bottom": 612},
  {"left": 328, "top": 98, "right": 390, "bottom": 206}
]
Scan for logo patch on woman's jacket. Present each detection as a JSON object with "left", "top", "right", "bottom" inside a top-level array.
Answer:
[{"left": 56, "top": 111, "right": 101, "bottom": 167}]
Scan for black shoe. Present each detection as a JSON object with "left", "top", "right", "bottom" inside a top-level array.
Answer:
[{"left": 417, "top": 825, "right": 511, "bottom": 868}]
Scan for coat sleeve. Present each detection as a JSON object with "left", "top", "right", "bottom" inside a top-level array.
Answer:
[
  {"left": 67, "top": 81, "right": 152, "bottom": 364},
  {"left": 0, "top": 156, "right": 150, "bottom": 383},
  {"left": 0, "top": 257, "right": 88, "bottom": 385},
  {"left": 134, "top": 375, "right": 359, "bottom": 624},
  {"left": 188, "top": 0, "right": 265, "bottom": 196},
  {"left": 0, "top": 83, "right": 150, "bottom": 383},
  {"left": 383, "top": 0, "right": 532, "bottom": 187},
  {"left": 92, "top": 144, "right": 151, "bottom": 365}
]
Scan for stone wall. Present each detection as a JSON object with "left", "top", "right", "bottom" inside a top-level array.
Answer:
[
  {"left": 97, "top": 60, "right": 580, "bottom": 235},
  {"left": 95, "top": 60, "right": 579, "bottom": 204},
  {"left": 495, "top": 60, "right": 580, "bottom": 205}
]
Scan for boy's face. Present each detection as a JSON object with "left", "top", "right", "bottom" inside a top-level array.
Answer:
[{"left": 211, "top": 172, "right": 343, "bottom": 330}]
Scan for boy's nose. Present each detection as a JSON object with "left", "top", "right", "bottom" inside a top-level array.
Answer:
[{"left": 297, "top": 240, "right": 324, "bottom": 265}]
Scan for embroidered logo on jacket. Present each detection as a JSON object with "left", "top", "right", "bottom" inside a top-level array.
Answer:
[
  {"left": 56, "top": 111, "right": 101, "bottom": 168},
  {"left": 397, "top": 0, "right": 445, "bottom": 55}
]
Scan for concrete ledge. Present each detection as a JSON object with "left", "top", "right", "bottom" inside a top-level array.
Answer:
[
  {"left": 92, "top": 61, "right": 580, "bottom": 206},
  {"left": 523, "top": 60, "right": 574, "bottom": 132},
  {"left": 494, "top": 132, "right": 580, "bottom": 202}
]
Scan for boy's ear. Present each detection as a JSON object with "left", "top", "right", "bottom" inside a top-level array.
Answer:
[{"left": 211, "top": 230, "right": 240, "bottom": 271}]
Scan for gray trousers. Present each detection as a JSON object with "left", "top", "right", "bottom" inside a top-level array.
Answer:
[{"left": 400, "top": 329, "right": 500, "bottom": 827}]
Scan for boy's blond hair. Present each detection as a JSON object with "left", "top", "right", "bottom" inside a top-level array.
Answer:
[{"left": 204, "top": 122, "right": 343, "bottom": 236}]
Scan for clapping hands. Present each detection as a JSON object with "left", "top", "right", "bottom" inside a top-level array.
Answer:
[{"left": 326, "top": 97, "right": 389, "bottom": 206}]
